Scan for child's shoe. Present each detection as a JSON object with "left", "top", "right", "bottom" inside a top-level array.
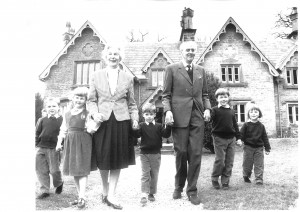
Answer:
[
  {"left": 256, "top": 181, "right": 263, "bottom": 185},
  {"left": 222, "top": 183, "right": 229, "bottom": 190},
  {"left": 148, "top": 194, "right": 155, "bottom": 202},
  {"left": 77, "top": 198, "right": 86, "bottom": 209},
  {"left": 243, "top": 176, "right": 251, "bottom": 183},
  {"left": 55, "top": 182, "right": 64, "bottom": 194},
  {"left": 212, "top": 180, "right": 220, "bottom": 189},
  {"left": 140, "top": 197, "right": 147, "bottom": 206},
  {"left": 36, "top": 193, "right": 50, "bottom": 199}
]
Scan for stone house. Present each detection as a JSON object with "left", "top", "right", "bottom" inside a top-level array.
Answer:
[{"left": 39, "top": 8, "right": 298, "bottom": 137}]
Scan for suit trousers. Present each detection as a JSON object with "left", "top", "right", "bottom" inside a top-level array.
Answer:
[
  {"left": 211, "top": 136, "right": 236, "bottom": 185},
  {"left": 172, "top": 109, "right": 204, "bottom": 196},
  {"left": 140, "top": 153, "right": 161, "bottom": 194},
  {"left": 36, "top": 147, "right": 63, "bottom": 194},
  {"left": 243, "top": 145, "right": 264, "bottom": 183}
]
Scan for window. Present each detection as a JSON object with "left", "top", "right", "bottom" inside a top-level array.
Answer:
[
  {"left": 152, "top": 68, "right": 164, "bottom": 87},
  {"left": 286, "top": 68, "right": 298, "bottom": 85},
  {"left": 288, "top": 104, "right": 298, "bottom": 124},
  {"left": 221, "top": 65, "right": 240, "bottom": 83},
  {"left": 233, "top": 102, "right": 248, "bottom": 123},
  {"left": 75, "top": 61, "right": 101, "bottom": 85}
]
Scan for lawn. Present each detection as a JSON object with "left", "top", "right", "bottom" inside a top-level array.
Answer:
[{"left": 36, "top": 138, "right": 298, "bottom": 210}]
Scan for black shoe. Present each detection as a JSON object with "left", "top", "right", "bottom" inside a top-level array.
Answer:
[
  {"left": 172, "top": 190, "right": 182, "bottom": 199},
  {"left": 212, "top": 180, "right": 220, "bottom": 189},
  {"left": 140, "top": 197, "right": 147, "bottom": 206},
  {"left": 148, "top": 194, "right": 155, "bottom": 202},
  {"left": 77, "top": 198, "right": 86, "bottom": 209},
  {"left": 222, "top": 183, "right": 229, "bottom": 190},
  {"left": 105, "top": 198, "right": 123, "bottom": 210},
  {"left": 188, "top": 194, "right": 201, "bottom": 205},
  {"left": 70, "top": 199, "right": 79, "bottom": 205},
  {"left": 36, "top": 193, "right": 50, "bottom": 199},
  {"left": 243, "top": 176, "right": 251, "bottom": 183},
  {"left": 256, "top": 181, "right": 263, "bottom": 185},
  {"left": 55, "top": 182, "right": 63, "bottom": 194},
  {"left": 101, "top": 194, "right": 108, "bottom": 203}
]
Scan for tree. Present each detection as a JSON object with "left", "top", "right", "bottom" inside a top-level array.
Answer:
[
  {"left": 273, "top": 7, "right": 295, "bottom": 39},
  {"left": 35, "top": 92, "right": 44, "bottom": 124},
  {"left": 126, "top": 29, "right": 149, "bottom": 42},
  {"left": 203, "top": 72, "right": 221, "bottom": 153}
]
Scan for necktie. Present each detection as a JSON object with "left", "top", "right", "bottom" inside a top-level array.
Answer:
[
  {"left": 149, "top": 122, "right": 154, "bottom": 126},
  {"left": 187, "top": 65, "right": 193, "bottom": 81}
]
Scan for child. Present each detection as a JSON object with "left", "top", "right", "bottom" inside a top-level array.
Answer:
[
  {"left": 133, "top": 103, "right": 172, "bottom": 206},
  {"left": 240, "top": 103, "right": 271, "bottom": 185},
  {"left": 210, "top": 88, "right": 242, "bottom": 190},
  {"left": 35, "top": 97, "right": 64, "bottom": 199},
  {"left": 56, "top": 87, "right": 97, "bottom": 209}
]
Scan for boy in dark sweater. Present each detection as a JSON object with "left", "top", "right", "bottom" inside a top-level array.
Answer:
[
  {"left": 35, "top": 98, "right": 63, "bottom": 199},
  {"left": 133, "top": 103, "right": 172, "bottom": 206},
  {"left": 210, "top": 88, "right": 242, "bottom": 190},
  {"left": 240, "top": 103, "right": 271, "bottom": 185}
]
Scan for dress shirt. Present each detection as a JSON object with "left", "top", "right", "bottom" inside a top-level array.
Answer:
[
  {"left": 106, "top": 67, "right": 119, "bottom": 95},
  {"left": 145, "top": 120, "right": 156, "bottom": 125}
]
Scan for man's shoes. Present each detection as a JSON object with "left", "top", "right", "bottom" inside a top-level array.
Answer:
[
  {"left": 188, "top": 194, "right": 201, "bottom": 205},
  {"left": 148, "top": 194, "right": 155, "bottom": 202},
  {"left": 140, "top": 197, "right": 147, "bottom": 206},
  {"left": 212, "top": 180, "right": 220, "bottom": 189},
  {"left": 222, "top": 183, "right": 229, "bottom": 190},
  {"left": 77, "top": 198, "right": 86, "bottom": 209},
  {"left": 36, "top": 193, "right": 50, "bottom": 199},
  {"left": 256, "top": 181, "right": 263, "bottom": 185},
  {"left": 55, "top": 182, "right": 63, "bottom": 194},
  {"left": 243, "top": 176, "right": 251, "bottom": 183},
  {"left": 172, "top": 190, "right": 182, "bottom": 199}
]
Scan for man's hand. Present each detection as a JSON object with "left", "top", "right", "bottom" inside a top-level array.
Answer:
[
  {"left": 132, "top": 120, "right": 139, "bottom": 129},
  {"left": 165, "top": 111, "right": 174, "bottom": 125},
  {"left": 265, "top": 151, "right": 270, "bottom": 155},
  {"left": 56, "top": 139, "right": 63, "bottom": 152},
  {"left": 236, "top": 139, "right": 243, "bottom": 147},
  {"left": 204, "top": 109, "right": 211, "bottom": 122}
]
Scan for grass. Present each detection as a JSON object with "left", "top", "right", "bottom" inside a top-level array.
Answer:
[{"left": 36, "top": 138, "right": 298, "bottom": 210}]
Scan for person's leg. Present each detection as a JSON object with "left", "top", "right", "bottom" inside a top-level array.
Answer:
[
  {"left": 221, "top": 138, "right": 235, "bottom": 185},
  {"left": 48, "top": 149, "right": 63, "bottom": 188},
  {"left": 140, "top": 154, "right": 151, "bottom": 195},
  {"left": 74, "top": 176, "right": 80, "bottom": 196},
  {"left": 78, "top": 176, "right": 88, "bottom": 199},
  {"left": 253, "top": 147, "right": 264, "bottom": 184},
  {"left": 36, "top": 148, "right": 50, "bottom": 195},
  {"left": 99, "top": 170, "right": 109, "bottom": 197},
  {"left": 107, "top": 169, "right": 121, "bottom": 204},
  {"left": 243, "top": 145, "right": 254, "bottom": 179},
  {"left": 172, "top": 127, "right": 189, "bottom": 193},
  {"left": 211, "top": 136, "right": 227, "bottom": 182},
  {"left": 149, "top": 153, "right": 161, "bottom": 195}
]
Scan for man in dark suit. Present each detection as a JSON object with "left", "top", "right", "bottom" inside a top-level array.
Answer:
[{"left": 162, "top": 41, "right": 211, "bottom": 205}]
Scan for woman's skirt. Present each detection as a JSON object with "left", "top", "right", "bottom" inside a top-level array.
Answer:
[
  {"left": 62, "top": 131, "right": 93, "bottom": 176},
  {"left": 92, "top": 113, "right": 136, "bottom": 170}
]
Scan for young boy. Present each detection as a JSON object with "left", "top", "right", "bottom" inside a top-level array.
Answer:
[
  {"left": 133, "top": 103, "right": 172, "bottom": 206},
  {"left": 35, "top": 97, "right": 64, "bottom": 199},
  {"left": 210, "top": 88, "right": 242, "bottom": 190}
]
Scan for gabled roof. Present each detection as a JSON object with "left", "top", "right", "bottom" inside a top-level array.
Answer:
[
  {"left": 275, "top": 43, "right": 298, "bottom": 70},
  {"left": 39, "top": 20, "right": 107, "bottom": 81},
  {"left": 141, "top": 47, "right": 174, "bottom": 73},
  {"left": 140, "top": 85, "right": 164, "bottom": 109},
  {"left": 196, "top": 17, "right": 280, "bottom": 77}
]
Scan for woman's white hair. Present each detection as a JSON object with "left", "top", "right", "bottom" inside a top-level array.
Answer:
[{"left": 102, "top": 44, "right": 125, "bottom": 62}]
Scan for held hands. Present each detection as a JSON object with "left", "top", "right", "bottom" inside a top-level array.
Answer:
[
  {"left": 236, "top": 139, "right": 243, "bottom": 147},
  {"left": 132, "top": 120, "right": 139, "bottom": 129},
  {"left": 165, "top": 111, "right": 174, "bottom": 125},
  {"left": 204, "top": 109, "right": 211, "bottom": 122},
  {"left": 93, "top": 113, "right": 104, "bottom": 123},
  {"left": 265, "top": 151, "right": 270, "bottom": 155},
  {"left": 56, "top": 138, "right": 63, "bottom": 152}
]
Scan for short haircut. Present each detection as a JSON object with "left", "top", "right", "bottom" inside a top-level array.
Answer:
[
  {"left": 247, "top": 103, "right": 263, "bottom": 118},
  {"left": 72, "top": 87, "right": 89, "bottom": 99},
  {"left": 179, "top": 41, "right": 198, "bottom": 52},
  {"left": 102, "top": 44, "right": 124, "bottom": 62},
  {"left": 215, "top": 88, "right": 230, "bottom": 99},
  {"left": 142, "top": 103, "right": 156, "bottom": 114},
  {"left": 44, "top": 97, "right": 60, "bottom": 107}
]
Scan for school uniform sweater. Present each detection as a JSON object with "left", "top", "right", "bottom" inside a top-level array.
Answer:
[
  {"left": 35, "top": 116, "right": 63, "bottom": 148},
  {"left": 240, "top": 121, "right": 271, "bottom": 152},
  {"left": 133, "top": 122, "right": 172, "bottom": 154},
  {"left": 211, "top": 106, "right": 241, "bottom": 139}
]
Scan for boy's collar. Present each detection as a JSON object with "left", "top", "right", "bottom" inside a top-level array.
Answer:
[
  {"left": 218, "top": 103, "right": 230, "bottom": 108},
  {"left": 48, "top": 114, "right": 59, "bottom": 118},
  {"left": 145, "top": 120, "right": 155, "bottom": 125}
]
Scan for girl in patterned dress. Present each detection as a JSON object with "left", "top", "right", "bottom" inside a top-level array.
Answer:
[{"left": 56, "top": 87, "right": 96, "bottom": 209}]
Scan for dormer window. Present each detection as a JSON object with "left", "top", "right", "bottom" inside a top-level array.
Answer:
[
  {"left": 221, "top": 65, "right": 240, "bottom": 83},
  {"left": 151, "top": 68, "right": 164, "bottom": 87},
  {"left": 286, "top": 67, "right": 298, "bottom": 85}
]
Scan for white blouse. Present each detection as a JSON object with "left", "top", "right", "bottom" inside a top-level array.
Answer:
[{"left": 106, "top": 67, "right": 119, "bottom": 95}]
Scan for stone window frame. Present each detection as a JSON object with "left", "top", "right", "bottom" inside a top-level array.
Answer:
[
  {"left": 220, "top": 64, "right": 247, "bottom": 87},
  {"left": 231, "top": 100, "right": 251, "bottom": 124},
  {"left": 287, "top": 102, "right": 298, "bottom": 125},
  {"left": 148, "top": 68, "right": 165, "bottom": 89},
  {"left": 73, "top": 60, "right": 102, "bottom": 87},
  {"left": 285, "top": 67, "right": 298, "bottom": 88}
]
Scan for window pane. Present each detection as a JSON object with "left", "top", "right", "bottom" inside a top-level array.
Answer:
[
  {"left": 296, "top": 106, "right": 298, "bottom": 121},
  {"left": 82, "top": 63, "right": 89, "bottom": 85},
  {"left": 158, "top": 70, "right": 164, "bottom": 86},
  {"left": 293, "top": 69, "right": 298, "bottom": 85},
  {"left": 287, "top": 70, "right": 291, "bottom": 84},
  {"left": 233, "top": 105, "right": 238, "bottom": 121},
  {"left": 76, "top": 63, "right": 82, "bottom": 84},
  {"left": 234, "top": 67, "right": 239, "bottom": 82},
  {"left": 152, "top": 70, "right": 157, "bottom": 86},
  {"left": 95, "top": 62, "right": 101, "bottom": 71},
  {"left": 228, "top": 67, "right": 232, "bottom": 82},
  {"left": 288, "top": 106, "right": 293, "bottom": 123},
  {"left": 240, "top": 105, "right": 245, "bottom": 122},
  {"left": 88, "top": 63, "right": 95, "bottom": 85},
  {"left": 221, "top": 67, "right": 226, "bottom": 82}
]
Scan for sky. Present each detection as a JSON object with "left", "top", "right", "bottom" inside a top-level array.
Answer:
[{"left": 0, "top": 0, "right": 298, "bottom": 210}]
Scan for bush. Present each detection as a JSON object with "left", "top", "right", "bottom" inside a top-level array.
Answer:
[{"left": 35, "top": 93, "right": 44, "bottom": 124}]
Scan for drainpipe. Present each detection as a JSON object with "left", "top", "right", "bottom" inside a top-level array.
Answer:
[{"left": 276, "top": 77, "right": 282, "bottom": 137}]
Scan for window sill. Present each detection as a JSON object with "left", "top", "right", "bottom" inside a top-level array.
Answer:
[
  {"left": 283, "top": 85, "right": 298, "bottom": 89},
  {"left": 147, "top": 86, "right": 160, "bottom": 90},
  {"left": 71, "top": 84, "right": 90, "bottom": 89},
  {"left": 220, "top": 82, "right": 248, "bottom": 87}
]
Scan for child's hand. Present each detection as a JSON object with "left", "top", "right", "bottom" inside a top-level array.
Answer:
[
  {"left": 132, "top": 120, "right": 139, "bottom": 129},
  {"left": 56, "top": 138, "right": 63, "bottom": 151},
  {"left": 265, "top": 151, "right": 270, "bottom": 155},
  {"left": 93, "top": 113, "right": 104, "bottom": 123},
  {"left": 236, "top": 139, "right": 243, "bottom": 147}
]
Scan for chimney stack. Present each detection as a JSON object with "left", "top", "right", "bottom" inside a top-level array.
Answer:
[
  {"left": 179, "top": 7, "right": 197, "bottom": 41},
  {"left": 63, "top": 22, "right": 75, "bottom": 45},
  {"left": 288, "top": 7, "right": 298, "bottom": 40}
]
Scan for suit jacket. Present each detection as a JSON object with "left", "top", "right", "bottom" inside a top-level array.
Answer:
[
  {"left": 162, "top": 62, "right": 211, "bottom": 127},
  {"left": 87, "top": 68, "right": 139, "bottom": 122}
]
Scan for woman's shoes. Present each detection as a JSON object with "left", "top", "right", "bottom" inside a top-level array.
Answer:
[
  {"left": 70, "top": 199, "right": 78, "bottom": 205},
  {"left": 102, "top": 195, "right": 123, "bottom": 210},
  {"left": 77, "top": 198, "right": 86, "bottom": 209}
]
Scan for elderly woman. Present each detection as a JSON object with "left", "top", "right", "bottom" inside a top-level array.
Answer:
[{"left": 88, "top": 44, "right": 139, "bottom": 210}]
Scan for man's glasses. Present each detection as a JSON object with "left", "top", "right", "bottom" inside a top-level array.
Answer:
[{"left": 185, "top": 48, "right": 195, "bottom": 52}]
